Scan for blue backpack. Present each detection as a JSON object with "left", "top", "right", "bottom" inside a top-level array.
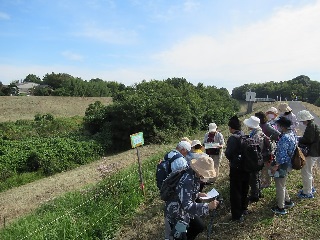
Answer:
[{"left": 156, "top": 151, "right": 184, "bottom": 190}]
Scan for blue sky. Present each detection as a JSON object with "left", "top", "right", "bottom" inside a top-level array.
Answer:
[{"left": 1, "top": 0, "right": 320, "bottom": 92}]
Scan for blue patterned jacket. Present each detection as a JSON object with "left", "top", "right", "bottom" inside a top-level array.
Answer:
[{"left": 165, "top": 168, "right": 210, "bottom": 226}]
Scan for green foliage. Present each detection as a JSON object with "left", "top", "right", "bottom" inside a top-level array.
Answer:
[
  {"left": 0, "top": 116, "right": 104, "bottom": 187},
  {"left": 232, "top": 75, "right": 320, "bottom": 104},
  {"left": 34, "top": 113, "right": 54, "bottom": 121},
  {"left": 0, "top": 153, "right": 162, "bottom": 239},
  {"left": 84, "top": 78, "right": 239, "bottom": 150},
  {"left": 314, "top": 97, "right": 320, "bottom": 107},
  {"left": 0, "top": 137, "right": 103, "bottom": 178}
]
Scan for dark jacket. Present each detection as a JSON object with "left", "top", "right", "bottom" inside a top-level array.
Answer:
[
  {"left": 225, "top": 130, "right": 244, "bottom": 168},
  {"left": 299, "top": 121, "right": 320, "bottom": 157},
  {"left": 260, "top": 122, "right": 281, "bottom": 142}
]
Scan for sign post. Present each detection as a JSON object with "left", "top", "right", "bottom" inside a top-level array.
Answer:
[{"left": 130, "top": 132, "right": 145, "bottom": 196}]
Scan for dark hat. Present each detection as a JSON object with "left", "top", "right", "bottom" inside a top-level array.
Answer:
[
  {"left": 228, "top": 115, "right": 241, "bottom": 130},
  {"left": 255, "top": 111, "right": 267, "bottom": 124},
  {"left": 275, "top": 116, "right": 291, "bottom": 128}
]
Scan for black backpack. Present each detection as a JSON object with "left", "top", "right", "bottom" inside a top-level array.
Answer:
[
  {"left": 156, "top": 151, "right": 184, "bottom": 190},
  {"left": 160, "top": 169, "right": 186, "bottom": 201},
  {"left": 234, "top": 135, "right": 264, "bottom": 172}
]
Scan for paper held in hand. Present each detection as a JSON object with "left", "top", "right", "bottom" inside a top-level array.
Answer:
[
  {"left": 199, "top": 188, "right": 219, "bottom": 200},
  {"left": 204, "top": 142, "right": 220, "bottom": 149}
]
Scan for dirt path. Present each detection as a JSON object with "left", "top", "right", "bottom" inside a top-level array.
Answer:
[{"left": 0, "top": 144, "right": 170, "bottom": 228}]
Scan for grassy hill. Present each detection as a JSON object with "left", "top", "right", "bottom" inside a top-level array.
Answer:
[{"left": 0, "top": 96, "right": 112, "bottom": 122}]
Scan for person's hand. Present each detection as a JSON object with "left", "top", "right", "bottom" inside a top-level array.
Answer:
[
  {"left": 198, "top": 192, "right": 207, "bottom": 198},
  {"left": 271, "top": 164, "right": 279, "bottom": 174},
  {"left": 208, "top": 200, "right": 219, "bottom": 210}
]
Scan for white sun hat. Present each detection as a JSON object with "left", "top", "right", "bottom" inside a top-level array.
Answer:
[
  {"left": 297, "top": 110, "right": 314, "bottom": 121},
  {"left": 243, "top": 116, "right": 260, "bottom": 129},
  {"left": 208, "top": 123, "right": 217, "bottom": 132}
]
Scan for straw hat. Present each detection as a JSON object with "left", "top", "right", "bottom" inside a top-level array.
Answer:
[
  {"left": 243, "top": 116, "right": 260, "bottom": 129},
  {"left": 190, "top": 155, "right": 216, "bottom": 178},
  {"left": 180, "top": 137, "right": 192, "bottom": 144},
  {"left": 278, "top": 103, "right": 292, "bottom": 113},
  {"left": 297, "top": 110, "right": 314, "bottom": 121}
]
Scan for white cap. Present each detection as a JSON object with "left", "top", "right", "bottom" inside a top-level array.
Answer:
[
  {"left": 243, "top": 116, "right": 260, "bottom": 129},
  {"left": 177, "top": 141, "right": 191, "bottom": 152},
  {"left": 191, "top": 140, "right": 202, "bottom": 147}
]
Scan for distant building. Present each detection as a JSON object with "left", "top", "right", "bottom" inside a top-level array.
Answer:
[{"left": 16, "top": 82, "right": 40, "bottom": 95}]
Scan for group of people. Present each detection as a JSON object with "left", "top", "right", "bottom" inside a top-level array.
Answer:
[{"left": 160, "top": 102, "right": 320, "bottom": 240}]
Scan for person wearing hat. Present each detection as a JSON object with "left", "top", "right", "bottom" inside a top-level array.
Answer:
[
  {"left": 278, "top": 103, "right": 299, "bottom": 134},
  {"left": 243, "top": 116, "right": 267, "bottom": 203},
  {"left": 265, "top": 107, "right": 279, "bottom": 131},
  {"left": 185, "top": 139, "right": 214, "bottom": 191},
  {"left": 164, "top": 155, "right": 219, "bottom": 240},
  {"left": 203, "top": 122, "right": 225, "bottom": 183},
  {"left": 254, "top": 111, "right": 280, "bottom": 189},
  {"left": 270, "top": 117, "right": 295, "bottom": 214},
  {"left": 296, "top": 110, "right": 320, "bottom": 198},
  {"left": 161, "top": 140, "right": 191, "bottom": 240},
  {"left": 225, "top": 115, "right": 249, "bottom": 222}
]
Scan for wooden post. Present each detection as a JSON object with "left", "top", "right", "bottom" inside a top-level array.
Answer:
[{"left": 136, "top": 147, "right": 145, "bottom": 196}]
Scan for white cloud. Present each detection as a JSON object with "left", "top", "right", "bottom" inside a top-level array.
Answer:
[
  {"left": 152, "top": 0, "right": 320, "bottom": 90},
  {"left": 75, "top": 23, "right": 138, "bottom": 44},
  {"left": 61, "top": 51, "right": 84, "bottom": 61},
  {"left": 0, "top": 12, "right": 10, "bottom": 20}
]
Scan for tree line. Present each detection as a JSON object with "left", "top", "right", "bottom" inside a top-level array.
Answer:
[
  {"left": 0, "top": 73, "right": 126, "bottom": 97},
  {"left": 232, "top": 75, "right": 320, "bottom": 106}
]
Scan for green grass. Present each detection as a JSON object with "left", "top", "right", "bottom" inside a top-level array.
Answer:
[{"left": 0, "top": 152, "right": 164, "bottom": 240}]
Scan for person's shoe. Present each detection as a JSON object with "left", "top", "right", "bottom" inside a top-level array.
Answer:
[
  {"left": 284, "top": 200, "right": 295, "bottom": 209},
  {"left": 312, "top": 187, "right": 316, "bottom": 194},
  {"left": 243, "top": 209, "right": 252, "bottom": 215},
  {"left": 230, "top": 215, "right": 245, "bottom": 223},
  {"left": 248, "top": 196, "right": 259, "bottom": 203},
  {"left": 271, "top": 206, "right": 287, "bottom": 215},
  {"left": 297, "top": 192, "right": 314, "bottom": 199}
]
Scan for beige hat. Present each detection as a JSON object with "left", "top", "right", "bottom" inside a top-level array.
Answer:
[
  {"left": 266, "top": 107, "right": 278, "bottom": 114},
  {"left": 297, "top": 110, "right": 314, "bottom": 121},
  {"left": 208, "top": 123, "right": 217, "bottom": 132},
  {"left": 191, "top": 139, "right": 202, "bottom": 148},
  {"left": 181, "top": 137, "right": 192, "bottom": 144},
  {"left": 278, "top": 103, "right": 292, "bottom": 113},
  {"left": 190, "top": 155, "right": 216, "bottom": 178},
  {"left": 243, "top": 116, "right": 260, "bottom": 129}
]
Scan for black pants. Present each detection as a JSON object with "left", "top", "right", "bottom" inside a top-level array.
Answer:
[
  {"left": 249, "top": 170, "right": 261, "bottom": 200},
  {"left": 229, "top": 167, "right": 250, "bottom": 220},
  {"left": 171, "top": 216, "right": 205, "bottom": 240}
]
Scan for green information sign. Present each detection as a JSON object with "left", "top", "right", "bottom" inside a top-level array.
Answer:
[{"left": 130, "top": 132, "right": 144, "bottom": 148}]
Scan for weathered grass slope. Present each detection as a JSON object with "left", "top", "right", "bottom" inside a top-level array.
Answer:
[{"left": 0, "top": 96, "right": 112, "bottom": 122}]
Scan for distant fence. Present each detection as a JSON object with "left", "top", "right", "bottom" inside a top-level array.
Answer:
[{"left": 255, "top": 98, "right": 276, "bottom": 102}]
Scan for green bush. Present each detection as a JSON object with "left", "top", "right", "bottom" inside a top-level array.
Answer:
[{"left": 84, "top": 78, "right": 239, "bottom": 151}]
